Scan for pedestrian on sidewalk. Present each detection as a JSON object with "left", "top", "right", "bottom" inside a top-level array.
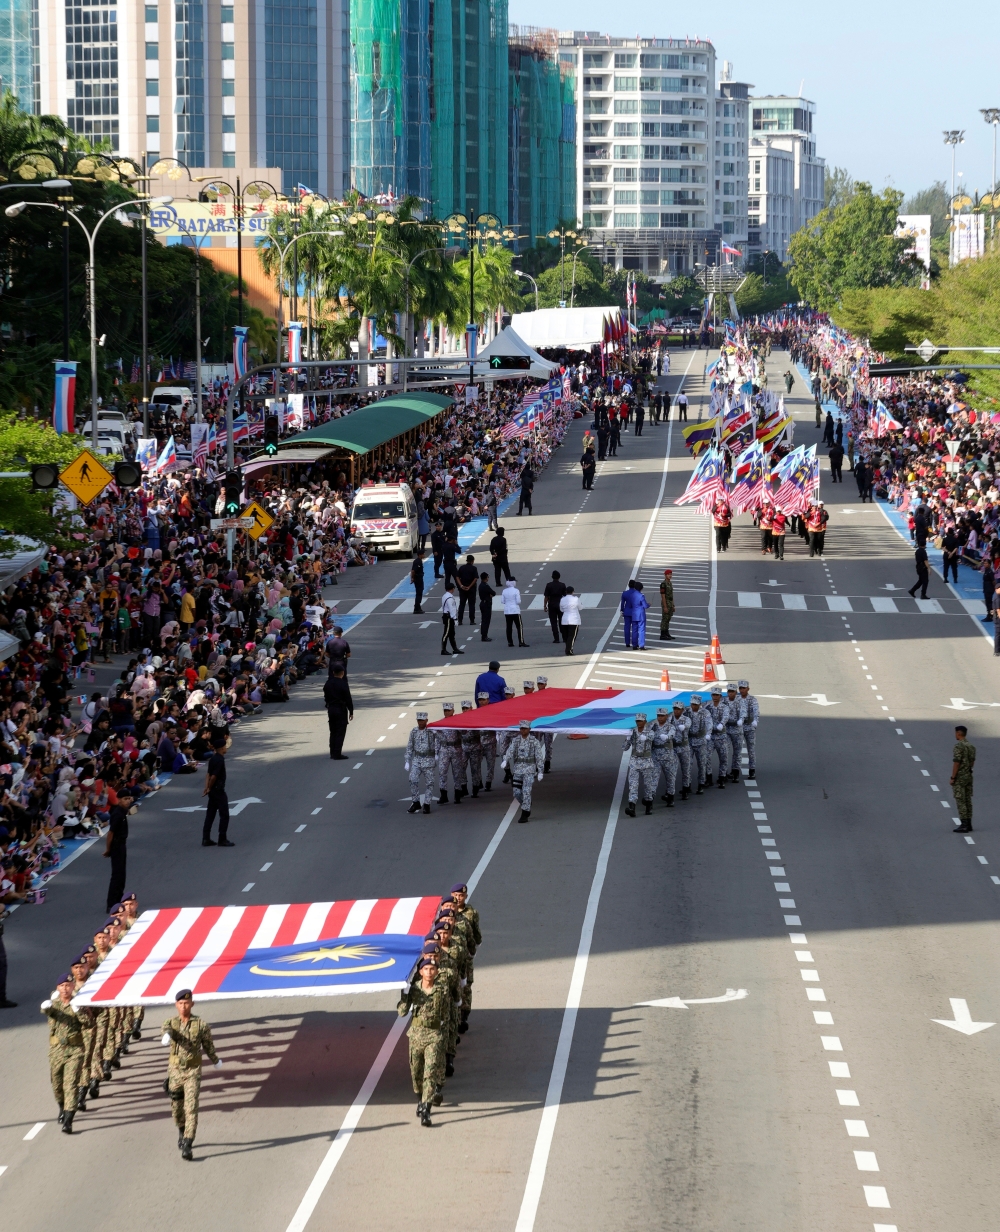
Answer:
[
  {"left": 950, "top": 726, "right": 976, "bottom": 833},
  {"left": 908, "top": 543, "right": 929, "bottom": 599}
]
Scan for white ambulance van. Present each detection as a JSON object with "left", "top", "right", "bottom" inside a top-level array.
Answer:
[{"left": 349, "top": 482, "right": 419, "bottom": 556}]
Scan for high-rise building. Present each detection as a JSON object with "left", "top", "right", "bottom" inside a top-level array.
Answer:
[
  {"left": 507, "top": 25, "right": 575, "bottom": 249},
  {"left": 714, "top": 62, "right": 750, "bottom": 254},
  {"left": 747, "top": 93, "right": 824, "bottom": 262},
  {"left": 558, "top": 30, "right": 717, "bottom": 276},
  {"left": 0, "top": 0, "right": 38, "bottom": 111},
  {"left": 33, "top": 0, "right": 350, "bottom": 197}
]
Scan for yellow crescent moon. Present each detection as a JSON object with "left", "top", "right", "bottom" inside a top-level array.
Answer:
[{"left": 248, "top": 957, "right": 396, "bottom": 977}]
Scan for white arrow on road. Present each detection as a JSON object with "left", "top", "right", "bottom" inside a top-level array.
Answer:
[
  {"left": 761, "top": 579, "right": 786, "bottom": 587},
  {"left": 933, "top": 998, "right": 995, "bottom": 1035},
  {"left": 942, "top": 698, "right": 1000, "bottom": 712},
  {"left": 165, "top": 796, "right": 263, "bottom": 816},
  {"left": 880, "top": 583, "right": 903, "bottom": 590},
  {"left": 759, "top": 693, "right": 840, "bottom": 707},
  {"left": 636, "top": 988, "right": 749, "bottom": 1009}
]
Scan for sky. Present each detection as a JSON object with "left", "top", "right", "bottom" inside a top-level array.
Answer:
[{"left": 508, "top": 0, "right": 1000, "bottom": 201}]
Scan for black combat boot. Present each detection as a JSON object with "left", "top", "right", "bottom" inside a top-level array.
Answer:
[
  {"left": 57, "top": 1109, "right": 65, "bottom": 1124},
  {"left": 181, "top": 1138, "right": 194, "bottom": 1160},
  {"left": 458, "top": 1019, "right": 469, "bottom": 1035},
  {"left": 88, "top": 1079, "right": 100, "bottom": 1099},
  {"left": 422, "top": 803, "right": 431, "bottom": 815},
  {"left": 731, "top": 768, "right": 740, "bottom": 783},
  {"left": 439, "top": 789, "right": 449, "bottom": 805},
  {"left": 77, "top": 1085, "right": 88, "bottom": 1112},
  {"left": 431, "top": 1084, "right": 444, "bottom": 1107},
  {"left": 452, "top": 790, "right": 462, "bottom": 803},
  {"left": 416, "top": 1100, "right": 423, "bottom": 1118},
  {"left": 102, "top": 1061, "right": 112, "bottom": 1081},
  {"left": 665, "top": 794, "right": 675, "bottom": 808},
  {"left": 445, "top": 1054, "right": 455, "bottom": 1077},
  {"left": 695, "top": 783, "right": 704, "bottom": 795},
  {"left": 132, "top": 1025, "right": 142, "bottom": 1040},
  {"left": 420, "top": 1103, "right": 433, "bottom": 1127},
  {"left": 407, "top": 801, "right": 421, "bottom": 814},
  {"left": 544, "top": 760, "right": 551, "bottom": 773},
  {"left": 178, "top": 1132, "right": 186, "bottom": 1149},
  {"left": 681, "top": 786, "right": 690, "bottom": 800},
  {"left": 716, "top": 776, "right": 726, "bottom": 789},
  {"left": 484, "top": 781, "right": 492, "bottom": 791},
  {"left": 644, "top": 799, "right": 653, "bottom": 815},
  {"left": 472, "top": 785, "right": 480, "bottom": 798},
  {"left": 518, "top": 809, "right": 530, "bottom": 823},
  {"left": 705, "top": 772, "right": 713, "bottom": 787},
  {"left": 624, "top": 802, "right": 636, "bottom": 818},
  {"left": 503, "top": 768, "right": 512, "bottom": 783},
  {"left": 62, "top": 1111, "right": 75, "bottom": 1134}
]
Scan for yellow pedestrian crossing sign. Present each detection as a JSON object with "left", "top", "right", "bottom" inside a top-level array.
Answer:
[
  {"left": 59, "top": 449, "right": 114, "bottom": 506},
  {"left": 240, "top": 500, "right": 275, "bottom": 541}
]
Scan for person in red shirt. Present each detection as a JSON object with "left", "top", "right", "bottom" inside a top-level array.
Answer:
[{"left": 771, "top": 509, "right": 788, "bottom": 560}]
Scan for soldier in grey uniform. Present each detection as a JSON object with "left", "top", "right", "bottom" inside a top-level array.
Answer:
[
  {"left": 536, "top": 676, "right": 555, "bottom": 771},
  {"left": 725, "top": 683, "right": 747, "bottom": 783},
  {"left": 671, "top": 698, "right": 692, "bottom": 799},
  {"left": 623, "top": 712, "right": 658, "bottom": 816},
  {"left": 435, "top": 702, "right": 464, "bottom": 804},
  {"left": 498, "top": 684, "right": 516, "bottom": 782},
  {"left": 738, "top": 680, "right": 760, "bottom": 778},
  {"left": 687, "top": 693, "right": 712, "bottom": 793},
  {"left": 651, "top": 707, "right": 678, "bottom": 807},
  {"left": 501, "top": 718, "right": 545, "bottom": 823},
  {"left": 476, "top": 692, "right": 497, "bottom": 789},
  {"left": 459, "top": 700, "right": 483, "bottom": 797},
  {"left": 405, "top": 712, "right": 437, "bottom": 814},
  {"left": 707, "top": 685, "right": 730, "bottom": 788}
]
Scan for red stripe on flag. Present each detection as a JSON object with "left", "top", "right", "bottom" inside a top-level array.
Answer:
[
  {"left": 317, "top": 900, "right": 353, "bottom": 939},
  {"left": 272, "top": 902, "right": 311, "bottom": 948},
  {"left": 195, "top": 904, "right": 270, "bottom": 993},
  {"left": 143, "top": 906, "right": 225, "bottom": 999},
  {"left": 91, "top": 907, "right": 182, "bottom": 1002},
  {"left": 361, "top": 898, "right": 396, "bottom": 935},
  {"left": 409, "top": 897, "right": 440, "bottom": 936}
]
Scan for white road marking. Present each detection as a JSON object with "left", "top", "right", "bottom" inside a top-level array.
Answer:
[
  {"left": 846, "top": 1120, "right": 870, "bottom": 1137},
  {"left": 814, "top": 1011, "right": 834, "bottom": 1025},
  {"left": 260, "top": 863, "right": 272, "bottom": 872},
  {"left": 837, "top": 1089, "right": 860, "bottom": 1105},
  {"left": 312, "top": 807, "right": 322, "bottom": 815},
  {"left": 978, "top": 856, "right": 988, "bottom": 864},
  {"left": 992, "top": 876, "right": 1000, "bottom": 885},
  {"left": 864, "top": 1186, "right": 891, "bottom": 1208},
  {"left": 353, "top": 763, "right": 363, "bottom": 769},
  {"left": 376, "top": 736, "right": 385, "bottom": 743},
  {"left": 829, "top": 1061, "right": 851, "bottom": 1077},
  {"left": 932, "top": 998, "right": 996, "bottom": 1035},
  {"left": 637, "top": 988, "right": 748, "bottom": 1009},
  {"left": 278, "top": 843, "right": 289, "bottom": 852},
  {"left": 23, "top": 1123, "right": 45, "bottom": 1141},
  {"left": 242, "top": 883, "right": 254, "bottom": 893},
  {"left": 340, "top": 778, "right": 350, "bottom": 784},
  {"left": 295, "top": 824, "right": 307, "bottom": 832},
  {"left": 820, "top": 1037, "right": 843, "bottom": 1053},
  {"left": 795, "top": 951, "right": 813, "bottom": 961}
]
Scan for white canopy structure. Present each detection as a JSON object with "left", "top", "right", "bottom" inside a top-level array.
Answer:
[
  {"left": 509, "top": 306, "right": 625, "bottom": 350},
  {"left": 472, "top": 325, "right": 557, "bottom": 379}
]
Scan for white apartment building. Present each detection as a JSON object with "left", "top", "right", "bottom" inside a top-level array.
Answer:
[
  {"left": 747, "top": 94, "right": 824, "bottom": 262},
  {"left": 557, "top": 31, "right": 717, "bottom": 276},
  {"left": 714, "top": 63, "right": 750, "bottom": 254}
]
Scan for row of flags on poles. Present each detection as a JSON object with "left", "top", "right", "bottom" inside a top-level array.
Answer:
[
  {"left": 500, "top": 377, "right": 563, "bottom": 441},
  {"left": 675, "top": 442, "right": 821, "bottom": 515}
]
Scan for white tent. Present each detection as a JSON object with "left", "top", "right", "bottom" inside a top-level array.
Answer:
[
  {"left": 472, "top": 324, "right": 557, "bottom": 380},
  {"left": 509, "top": 306, "right": 625, "bottom": 350}
]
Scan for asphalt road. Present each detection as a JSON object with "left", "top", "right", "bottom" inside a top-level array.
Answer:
[{"left": 4, "top": 348, "right": 1000, "bottom": 1232}]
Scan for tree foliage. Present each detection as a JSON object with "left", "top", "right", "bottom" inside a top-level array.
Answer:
[
  {"left": 0, "top": 413, "right": 85, "bottom": 543},
  {"left": 902, "top": 180, "right": 949, "bottom": 238},
  {"left": 824, "top": 166, "right": 855, "bottom": 211}
]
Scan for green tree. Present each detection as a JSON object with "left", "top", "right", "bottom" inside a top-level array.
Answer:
[
  {"left": 788, "top": 182, "right": 918, "bottom": 311},
  {"left": 0, "top": 414, "right": 85, "bottom": 545},
  {"left": 902, "top": 180, "right": 949, "bottom": 238},
  {"left": 824, "top": 165, "right": 855, "bottom": 210}
]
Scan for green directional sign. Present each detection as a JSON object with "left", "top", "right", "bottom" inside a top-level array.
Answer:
[{"left": 488, "top": 355, "right": 531, "bottom": 370}]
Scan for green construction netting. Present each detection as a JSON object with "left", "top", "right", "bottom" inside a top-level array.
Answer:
[
  {"left": 273, "top": 392, "right": 452, "bottom": 456},
  {"left": 508, "top": 45, "right": 576, "bottom": 247}
]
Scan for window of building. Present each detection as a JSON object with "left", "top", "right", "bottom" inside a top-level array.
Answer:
[
  {"left": 660, "top": 212, "right": 688, "bottom": 227},
  {"left": 144, "top": 3, "right": 157, "bottom": 18},
  {"left": 661, "top": 77, "right": 686, "bottom": 92},
  {"left": 662, "top": 123, "right": 689, "bottom": 139},
  {"left": 749, "top": 198, "right": 759, "bottom": 210},
  {"left": 723, "top": 103, "right": 734, "bottom": 117},
  {"left": 723, "top": 161, "right": 734, "bottom": 175},
  {"left": 222, "top": 115, "right": 235, "bottom": 132},
  {"left": 581, "top": 211, "right": 606, "bottom": 227},
  {"left": 221, "top": 41, "right": 234, "bottom": 58},
  {"left": 146, "top": 77, "right": 158, "bottom": 95},
  {"left": 639, "top": 212, "right": 659, "bottom": 227},
  {"left": 723, "top": 201, "right": 735, "bottom": 214},
  {"left": 613, "top": 98, "right": 637, "bottom": 115},
  {"left": 613, "top": 144, "right": 638, "bottom": 159},
  {"left": 614, "top": 212, "right": 637, "bottom": 226},
  {"left": 641, "top": 145, "right": 659, "bottom": 160},
  {"left": 723, "top": 123, "right": 733, "bottom": 136},
  {"left": 613, "top": 122, "right": 638, "bottom": 137},
  {"left": 614, "top": 76, "right": 637, "bottom": 92},
  {"left": 220, "top": 3, "right": 233, "bottom": 18},
  {"left": 639, "top": 53, "right": 659, "bottom": 68},
  {"left": 663, "top": 167, "right": 689, "bottom": 182},
  {"left": 583, "top": 98, "right": 606, "bottom": 114},
  {"left": 753, "top": 159, "right": 760, "bottom": 172},
  {"left": 614, "top": 52, "right": 636, "bottom": 68},
  {"left": 613, "top": 166, "right": 637, "bottom": 182},
  {"left": 614, "top": 189, "right": 637, "bottom": 204},
  {"left": 583, "top": 76, "right": 605, "bottom": 90},
  {"left": 661, "top": 99, "right": 691, "bottom": 115},
  {"left": 639, "top": 76, "right": 658, "bottom": 91},
  {"left": 639, "top": 189, "right": 659, "bottom": 205},
  {"left": 639, "top": 166, "right": 659, "bottom": 182},
  {"left": 641, "top": 122, "right": 659, "bottom": 137},
  {"left": 723, "top": 182, "right": 734, "bottom": 195},
  {"left": 723, "top": 220, "right": 735, "bottom": 233},
  {"left": 583, "top": 122, "right": 607, "bottom": 136},
  {"left": 583, "top": 52, "right": 604, "bottom": 66},
  {"left": 222, "top": 78, "right": 234, "bottom": 95},
  {"left": 753, "top": 177, "right": 760, "bottom": 191},
  {"left": 145, "top": 41, "right": 158, "bottom": 57},
  {"left": 222, "top": 151, "right": 235, "bottom": 167},
  {"left": 146, "top": 115, "right": 159, "bottom": 131},
  {"left": 639, "top": 99, "right": 660, "bottom": 116},
  {"left": 663, "top": 54, "right": 689, "bottom": 69}
]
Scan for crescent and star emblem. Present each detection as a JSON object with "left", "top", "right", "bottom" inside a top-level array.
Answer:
[{"left": 248, "top": 943, "right": 396, "bottom": 977}]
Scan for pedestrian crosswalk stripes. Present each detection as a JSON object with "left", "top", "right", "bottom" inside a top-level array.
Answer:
[{"left": 728, "top": 590, "right": 974, "bottom": 615}]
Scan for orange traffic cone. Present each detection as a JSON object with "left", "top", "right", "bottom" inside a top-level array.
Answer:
[
  {"left": 660, "top": 668, "right": 671, "bottom": 691},
  {"left": 710, "top": 634, "right": 725, "bottom": 665},
  {"left": 701, "top": 652, "right": 715, "bottom": 683}
]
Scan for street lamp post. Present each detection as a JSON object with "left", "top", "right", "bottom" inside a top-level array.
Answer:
[
  {"left": 569, "top": 244, "right": 595, "bottom": 308},
  {"left": 981, "top": 109, "right": 1000, "bottom": 195},
  {"left": 943, "top": 130, "right": 965, "bottom": 266},
  {"left": 442, "top": 212, "right": 515, "bottom": 392},
  {"left": 265, "top": 228, "right": 344, "bottom": 370},
  {"left": 6, "top": 194, "right": 167, "bottom": 449},
  {"left": 514, "top": 269, "right": 538, "bottom": 311},
  {"left": 541, "top": 225, "right": 579, "bottom": 306}
]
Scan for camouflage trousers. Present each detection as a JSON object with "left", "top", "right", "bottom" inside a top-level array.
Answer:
[
  {"left": 169, "top": 1068, "right": 202, "bottom": 1141},
  {"left": 436, "top": 746, "right": 464, "bottom": 793},
  {"left": 726, "top": 727, "right": 743, "bottom": 773},
  {"left": 91, "top": 1009, "right": 110, "bottom": 1080},
  {"left": 460, "top": 742, "right": 483, "bottom": 790},
  {"left": 512, "top": 763, "right": 537, "bottom": 810},
  {"left": 479, "top": 734, "right": 497, "bottom": 784},
  {"left": 653, "top": 749, "right": 678, "bottom": 796},
  {"left": 674, "top": 745, "right": 692, "bottom": 789},
  {"left": 689, "top": 741, "right": 709, "bottom": 785},
  {"left": 954, "top": 777, "right": 973, "bottom": 823},
  {"left": 710, "top": 732, "right": 731, "bottom": 777},
  {"left": 408, "top": 756, "right": 437, "bottom": 803},
  {"left": 462, "top": 960, "right": 474, "bottom": 1017},
  {"left": 408, "top": 1026, "right": 446, "bottom": 1103},
  {"left": 627, "top": 759, "right": 658, "bottom": 803},
  {"left": 50, "top": 1046, "right": 84, "bottom": 1112},
  {"left": 742, "top": 727, "right": 757, "bottom": 772}
]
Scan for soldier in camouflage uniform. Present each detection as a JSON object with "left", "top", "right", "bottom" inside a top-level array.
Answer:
[
  {"left": 501, "top": 719, "right": 545, "bottom": 822},
  {"left": 161, "top": 989, "right": 222, "bottom": 1160},
  {"left": 672, "top": 699, "right": 693, "bottom": 799},
  {"left": 623, "top": 713, "right": 657, "bottom": 816},
  {"left": 435, "top": 702, "right": 464, "bottom": 803},
  {"left": 687, "top": 694, "right": 712, "bottom": 793},
  {"left": 398, "top": 957, "right": 449, "bottom": 1126},
  {"left": 41, "top": 973, "right": 85, "bottom": 1132},
  {"left": 738, "top": 681, "right": 760, "bottom": 778},
  {"left": 450, "top": 882, "right": 481, "bottom": 1028},
  {"left": 651, "top": 707, "right": 678, "bottom": 806},
  {"left": 707, "top": 685, "right": 731, "bottom": 788},
  {"left": 405, "top": 711, "right": 437, "bottom": 814},
  {"left": 459, "top": 700, "right": 483, "bottom": 797},
  {"left": 71, "top": 954, "right": 95, "bottom": 1112},
  {"left": 725, "top": 684, "right": 747, "bottom": 783},
  {"left": 536, "top": 677, "right": 555, "bottom": 771},
  {"left": 497, "top": 685, "right": 516, "bottom": 781},
  {"left": 432, "top": 911, "right": 467, "bottom": 1076},
  {"left": 89, "top": 925, "right": 113, "bottom": 1089},
  {"left": 476, "top": 693, "right": 497, "bottom": 789},
  {"left": 120, "top": 892, "right": 144, "bottom": 1040},
  {"left": 951, "top": 725, "right": 976, "bottom": 833}
]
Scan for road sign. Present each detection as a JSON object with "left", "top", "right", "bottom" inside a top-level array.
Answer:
[
  {"left": 59, "top": 449, "right": 114, "bottom": 506},
  {"left": 240, "top": 500, "right": 275, "bottom": 541},
  {"left": 210, "top": 516, "right": 255, "bottom": 530}
]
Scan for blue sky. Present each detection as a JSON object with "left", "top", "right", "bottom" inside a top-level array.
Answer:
[{"left": 508, "top": 0, "right": 1000, "bottom": 200}]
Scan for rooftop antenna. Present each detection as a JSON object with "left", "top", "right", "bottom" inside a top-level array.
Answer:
[{"left": 798, "top": 78, "right": 804, "bottom": 97}]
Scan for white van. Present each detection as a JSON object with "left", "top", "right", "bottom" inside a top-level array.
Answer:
[
  {"left": 349, "top": 483, "right": 418, "bottom": 556},
  {"left": 149, "top": 385, "right": 194, "bottom": 417}
]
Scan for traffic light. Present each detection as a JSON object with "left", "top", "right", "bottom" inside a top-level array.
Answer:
[
  {"left": 30, "top": 463, "right": 60, "bottom": 490},
  {"left": 264, "top": 413, "right": 279, "bottom": 456},
  {"left": 113, "top": 461, "right": 142, "bottom": 489},
  {"left": 223, "top": 468, "right": 243, "bottom": 516},
  {"left": 488, "top": 355, "right": 531, "bottom": 370}
]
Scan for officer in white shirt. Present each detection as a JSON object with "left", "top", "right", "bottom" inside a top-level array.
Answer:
[
  {"left": 440, "top": 582, "right": 463, "bottom": 656},
  {"left": 502, "top": 578, "right": 529, "bottom": 648}
]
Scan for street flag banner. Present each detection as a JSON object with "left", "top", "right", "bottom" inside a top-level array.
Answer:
[
  {"left": 233, "top": 325, "right": 249, "bottom": 381},
  {"left": 501, "top": 402, "right": 543, "bottom": 440},
  {"left": 757, "top": 414, "right": 792, "bottom": 449},
  {"left": 191, "top": 423, "right": 209, "bottom": 468},
  {"left": 287, "top": 321, "right": 302, "bottom": 367},
  {"left": 674, "top": 446, "right": 726, "bottom": 510},
  {"left": 155, "top": 435, "right": 178, "bottom": 475},
  {"left": 72, "top": 897, "right": 443, "bottom": 1007},
  {"left": 730, "top": 439, "right": 766, "bottom": 514},
  {"left": 871, "top": 400, "right": 902, "bottom": 437},
  {"left": 430, "top": 687, "right": 699, "bottom": 735},
  {"left": 136, "top": 437, "right": 158, "bottom": 471},
  {"left": 232, "top": 414, "right": 250, "bottom": 443},
  {"left": 680, "top": 418, "right": 718, "bottom": 456},
  {"left": 52, "top": 361, "right": 77, "bottom": 435}
]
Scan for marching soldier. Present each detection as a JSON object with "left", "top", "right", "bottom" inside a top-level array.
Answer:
[
  {"left": 501, "top": 718, "right": 545, "bottom": 823},
  {"left": 450, "top": 882, "right": 481, "bottom": 1029},
  {"left": 738, "top": 680, "right": 760, "bottom": 778},
  {"left": 71, "top": 954, "right": 96, "bottom": 1113},
  {"left": 536, "top": 677, "right": 555, "bottom": 771},
  {"left": 687, "top": 694, "right": 713, "bottom": 792},
  {"left": 120, "top": 893, "right": 144, "bottom": 1043},
  {"left": 398, "top": 957, "right": 449, "bottom": 1127},
  {"left": 707, "top": 685, "right": 730, "bottom": 787},
  {"left": 672, "top": 698, "right": 693, "bottom": 799},
  {"left": 161, "top": 988, "right": 222, "bottom": 1161},
  {"left": 651, "top": 707, "right": 678, "bottom": 807},
  {"left": 725, "top": 683, "right": 747, "bottom": 783},
  {"left": 435, "top": 702, "right": 464, "bottom": 804},
  {"left": 498, "top": 685, "right": 516, "bottom": 781},
  {"left": 42, "top": 973, "right": 85, "bottom": 1133},
  {"left": 405, "top": 711, "right": 437, "bottom": 814},
  {"left": 659, "top": 569, "right": 675, "bottom": 640},
  {"left": 459, "top": 700, "right": 483, "bottom": 797},
  {"left": 476, "top": 692, "right": 497, "bottom": 790},
  {"left": 431, "top": 910, "right": 467, "bottom": 1077},
  {"left": 622, "top": 712, "right": 658, "bottom": 816}
]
